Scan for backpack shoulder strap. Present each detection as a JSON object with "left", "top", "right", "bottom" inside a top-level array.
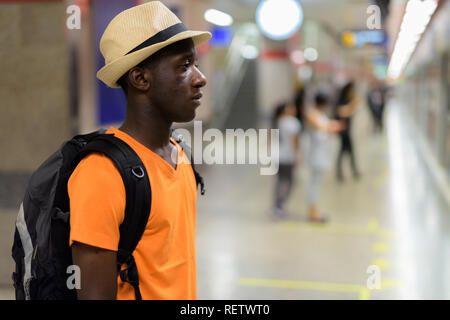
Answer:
[
  {"left": 72, "top": 133, "right": 150, "bottom": 300},
  {"left": 171, "top": 130, "right": 205, "bottom": 195}
]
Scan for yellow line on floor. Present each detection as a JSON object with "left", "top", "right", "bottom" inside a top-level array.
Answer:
[
  {"left": 370, "top": 258, "right": 392, "bottom": 270},
  {"left": 359, "top": 288, "right": 371, "bottom": 300},
  {"left": 277, "top": 220, "right": 395, "bottom": 238},
  {"left": 239, "top": 278, "right": 365, "bottom": 297},
  {"left": 239, "top": 277, "right": 402, "bottom": 299},
  {"left": 372, "top": 242, "right": 390, "bottom": 253},
  {"left": 381, "top": 278, "right": 402, "bottom": 289},
  {"left": 367, "top": 217, "right": 379, "bottom": 233}
]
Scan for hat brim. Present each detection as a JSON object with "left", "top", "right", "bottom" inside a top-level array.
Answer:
[{"left": 97, "top": 30, "right": 212, "bottom": 88}]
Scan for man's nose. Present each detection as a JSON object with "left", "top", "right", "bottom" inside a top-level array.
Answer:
[{"left": 192, "top": 67, "right": 207, "bottom": 88}]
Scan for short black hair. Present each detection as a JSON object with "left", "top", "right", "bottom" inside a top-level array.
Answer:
[
  {"left": 117, "top": 56, "right": 153, "bottom": 95},
  {"left": 315, "top": 92, "right": 328, "bottom": 106}
]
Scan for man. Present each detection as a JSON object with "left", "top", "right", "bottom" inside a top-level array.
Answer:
[{"left": 68, "top": 2, "right": 211, "bottom": 300}]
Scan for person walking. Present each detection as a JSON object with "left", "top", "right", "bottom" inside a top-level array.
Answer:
[
  {"left": 334, "top": 81, "right": 361, "bottom": 181},
  {"left": 305, "top": 93, "right": 345, "bottom": 222},
  {"left": 367, "top": 84, "right": 386, "bottom": 133},
  {"left": 272, "top": 102, "right": 301, "bottom": 219},
  {"left": 68, "top": 2, "right": 210, "bottom": 300}
]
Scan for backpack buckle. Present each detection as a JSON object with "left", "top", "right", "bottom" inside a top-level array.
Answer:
[{"left": 131, "top": 166, "right": 145, "bottom": 179}]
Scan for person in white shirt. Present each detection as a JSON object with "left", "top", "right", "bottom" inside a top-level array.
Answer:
[
  {"left": 272, "top": 102, "right": 301, "bottom": 218},
  {"left": 305, "top": 93, "right": 345, "bottom": 222}
]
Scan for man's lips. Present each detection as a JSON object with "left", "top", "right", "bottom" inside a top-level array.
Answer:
[
  {"left": 192, "top": 93, "right": 203, "bottom": 106},
  {"left": 192, "top": 93, "right": 203, "bottom": 100}
]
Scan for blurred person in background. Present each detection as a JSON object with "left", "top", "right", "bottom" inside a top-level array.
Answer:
[
  {"left": 367, "top": 83, "right": 386, "bottom": 133},
  {"left": 272, "top": 102, "right": 301, "bottom": 219},
  {"left": 334, "top": 81, "right": 361, "bottom": 182},
  {"left": 294, "top": 81, "right": 306, "bottom": 132},
  {"left": 305, "top": 93, "right": 345, "bottom": 222}
]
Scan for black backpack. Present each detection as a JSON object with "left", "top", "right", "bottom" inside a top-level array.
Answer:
[{"left": 11, "top": 129, "right": 204, "bottom": 300}]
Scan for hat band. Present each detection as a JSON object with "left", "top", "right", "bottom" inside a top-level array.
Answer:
[{"left": 126, "top": 23, "right": 188, "bottom": 55}]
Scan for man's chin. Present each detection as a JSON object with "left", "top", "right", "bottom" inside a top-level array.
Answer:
[{"left": 174, "top": 111, "right": 196, "bottom": 123}]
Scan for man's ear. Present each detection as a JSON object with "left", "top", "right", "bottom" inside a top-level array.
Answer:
[{"left": 128, "top": 66, "right": 151, "bottom": 92}]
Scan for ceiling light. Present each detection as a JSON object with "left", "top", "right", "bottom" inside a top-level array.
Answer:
[
  {"left": 256, "top": 0, "right": 303, "bottom": 40},
  {"left": 304, "top": 47, "right": 318, "bottom": 62},
  {"left": 204, "top": 9, "right": 233, "bottom": 27},
  {"left": 387, "top": 0, "right": 438, "bottom": 80},
  {"left": 290, "top": 50, "right": 304, "bottom": 64},
  {"left": 241, "top": 45, "right": 259, "bottom": 60}
]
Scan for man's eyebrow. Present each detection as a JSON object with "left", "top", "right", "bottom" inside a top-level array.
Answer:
[{"left": 178, "top": 52, "right": 197, "bottom": 60}]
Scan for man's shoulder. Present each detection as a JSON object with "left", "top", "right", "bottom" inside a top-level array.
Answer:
[{"left": 69, "top": 152, "right": 122, "bottom": 186}]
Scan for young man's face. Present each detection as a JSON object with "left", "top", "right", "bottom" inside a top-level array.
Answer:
[{"left": 147, "top": 39, "right": 207, "bottom": 123}]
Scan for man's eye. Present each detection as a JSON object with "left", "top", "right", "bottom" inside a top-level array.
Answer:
[{"left": 180, "top": 58, "right": 199, "bottom": 70}]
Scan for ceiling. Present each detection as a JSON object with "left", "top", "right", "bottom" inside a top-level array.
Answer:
[
  {"left": 209, "top": 0, "right": 387, "bottom": 57},
  {"left": 220, "top": 0, "right": 378, "bottom": 33}
]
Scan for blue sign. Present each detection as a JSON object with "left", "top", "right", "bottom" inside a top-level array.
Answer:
[
  {"left": 94, "top": 0, "right": 135, "bottom": 126},
  {"left": 210, "top": 27, "right": 233, "bottom": 47}
]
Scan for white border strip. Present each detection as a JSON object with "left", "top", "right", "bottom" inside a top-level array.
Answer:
[{"left": 15, "top": 202, "right": 34, "bottom": 299}]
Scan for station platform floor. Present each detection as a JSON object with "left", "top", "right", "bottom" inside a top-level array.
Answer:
[
  {"left": 0, "top": 100, "right": 449, "bottom": 300},
  {"left": 195, "top": 101, "right": 450, "bottom": 300}
]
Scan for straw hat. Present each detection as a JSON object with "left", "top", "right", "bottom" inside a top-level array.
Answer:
[{"left": 97, "top": 1, "right": 211, "bottom": 88}]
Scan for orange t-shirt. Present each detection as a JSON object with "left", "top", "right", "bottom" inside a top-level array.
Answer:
[{"left": 68, "top": 127, "right": 197, "bottom": 300}]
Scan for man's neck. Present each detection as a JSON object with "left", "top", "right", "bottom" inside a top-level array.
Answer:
[{"left": 119, "top": 100, "right": 172, "bottom": 152}]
